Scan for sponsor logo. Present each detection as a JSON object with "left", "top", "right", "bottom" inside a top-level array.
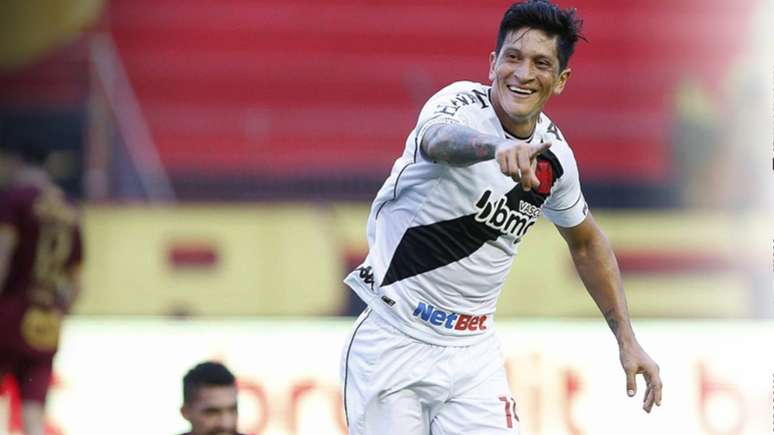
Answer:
[
  {"left": 518, "top": 200, "right": 542, "bottom": 218},
  {"left": 412, "top": 302, "right": 488, "bottom": 331},
  {"left": 474, "top": 190, "right": 538, "bottom": 238}
]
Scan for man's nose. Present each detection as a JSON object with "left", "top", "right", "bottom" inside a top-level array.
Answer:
[
  {"left": 217, "top": 412, "right": 237, "bottom": 430},
  {"left": 513, "top": 61, "right": 535, "bottom": 82}
]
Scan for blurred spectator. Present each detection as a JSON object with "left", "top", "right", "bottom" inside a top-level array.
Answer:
[
  {"left": 722, "top": 0, "right": 773, "bottom": 318},
  {"left": 180, "top": 361, "right": 245, "bottom": 435},
  {"left": 0, "top": 141, "right": 83, "bottom": 435},
  {"left": 721, "top": 0, "right": 773, "bottom": 212},
  {"left": 669, "top": 77, "right": 721, "bottom": 208}
]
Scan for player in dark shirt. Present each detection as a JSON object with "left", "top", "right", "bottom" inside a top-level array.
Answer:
[
  {"left": 180, "top": 361, "right": 245, "bottom": 435},
  {"left": 0, "top": 142, "right": 82, "bottom": 435}
]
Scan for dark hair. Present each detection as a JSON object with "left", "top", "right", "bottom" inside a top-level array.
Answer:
[
  {"left": 495, "top": 0, "right": 585, "bottom": 71},
  {"left": 0, "top": 141, "right": 50, "bottom": 166},
  {"left": 183, "top": 361, "right": 236, "bottom": 404}
]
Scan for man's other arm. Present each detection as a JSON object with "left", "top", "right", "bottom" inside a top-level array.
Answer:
[
  {"left": 60, "top": 264, "right": 82, "bottom": 310},
  {"left": 556, "top": 213, "right": 663, "bottom": 413}
]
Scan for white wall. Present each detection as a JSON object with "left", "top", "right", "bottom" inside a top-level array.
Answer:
[{"left": 1, "top": 318, "right": 771, "bottom": 435}]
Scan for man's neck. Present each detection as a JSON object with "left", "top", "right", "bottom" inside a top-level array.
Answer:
[{"left": 491, "top": 94, "right": 538, "bottom": 139}]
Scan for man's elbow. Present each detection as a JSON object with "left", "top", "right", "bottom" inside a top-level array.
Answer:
[{"left": 420, "top": 124, "right": 447, "bottom": 162}]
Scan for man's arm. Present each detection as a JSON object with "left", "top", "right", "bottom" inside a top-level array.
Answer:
[
  {"left": 421, "top": 123, "right": 550, "bottom": 190},
  {"left": 556, "top": 213, "right": 663, "bottom": 413},
  {"left": 58, "top": 264, "right": 82, "bottom": 310}
]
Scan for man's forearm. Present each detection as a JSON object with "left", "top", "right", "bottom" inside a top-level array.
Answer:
[
  {"left": 421, "top": 123, "right": 502, "bottom": 166},
  {"left": 570, "top": 231, "right": 637, "bottom": 346}
]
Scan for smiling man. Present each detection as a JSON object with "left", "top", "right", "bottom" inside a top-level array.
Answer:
[{"left": 340, "top": 1, "right": 662, "bottom": 434}]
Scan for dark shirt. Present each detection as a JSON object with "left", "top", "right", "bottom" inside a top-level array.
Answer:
[{"left": 0, "top": 182, "right": 82, "bottom": 356}]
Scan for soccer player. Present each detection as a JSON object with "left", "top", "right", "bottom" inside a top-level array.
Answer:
[
  {"left": 180, "top": 361, "right": 244, "bottom": 435},
  {"left": 340, "top": 1, "right": 662, "bottom": 434},
  {"left": 0, "top": 142, "right": 82, "bottom": 435}
]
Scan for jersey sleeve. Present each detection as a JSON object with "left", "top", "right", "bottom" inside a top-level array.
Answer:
[
  {"left": 542, "top": 153, "right": 588, "bottom": 228},
  {"left": 414, "top": 82, "right": 482, "bottom": 148}
]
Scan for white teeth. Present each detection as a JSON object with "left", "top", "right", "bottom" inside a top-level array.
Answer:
[{"left": 507, "top": 85, "right": 534, "bottom": 95}]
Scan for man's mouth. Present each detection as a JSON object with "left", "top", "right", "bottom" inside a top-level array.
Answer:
[{"left": 506, "top": 85, "right": 536, "bottom": 96}]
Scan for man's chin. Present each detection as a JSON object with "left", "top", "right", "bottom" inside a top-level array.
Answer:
[
  {"left": 501, "top": 101, "right": 534, "bottom": 119},
  {"left": 503, "top": 110, "right": 535, "bottom": 126}
]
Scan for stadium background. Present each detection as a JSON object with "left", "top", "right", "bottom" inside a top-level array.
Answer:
[{"left": 0, "top": 0, "right": 772, "bottom": 434}]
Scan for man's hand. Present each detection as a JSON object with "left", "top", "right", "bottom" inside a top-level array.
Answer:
[
  {"left": 494, "top": 141, "right": 551, "bottom": 190},
  {"left": 619, "top": 342, "right": 662, "bottom": 413}
]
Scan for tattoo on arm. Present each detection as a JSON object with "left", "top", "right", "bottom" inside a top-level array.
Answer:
[
  {"left": 604, "top": 308, "right": 620, "bottom": 336},
  {"left": 421, "top": 123, "right": 500, "bottom": 166}
]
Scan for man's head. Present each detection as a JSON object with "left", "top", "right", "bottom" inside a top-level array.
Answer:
[
  {"left": 489, "top": 0, "right": 584, "bottom": 136},
  {"left": 0, "top": 141, "right": 50, "bottom": 187},
  {"left": 181, "top": 362, "right": 239, "bottom": 435},
  {"left": 495, "top": 0, "right": 584, "bottom": 73},
  {"left": 0, "top": 141, "right": 50, "bottom": 167}
]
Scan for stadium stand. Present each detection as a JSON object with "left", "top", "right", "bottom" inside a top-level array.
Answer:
[{"left": 107, "top": 0, "right": 753, "bottom": 202}]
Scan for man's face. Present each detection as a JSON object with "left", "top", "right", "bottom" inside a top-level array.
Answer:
[
  {"left": 181, "top": 385, "right": 239, "bottom": 435},
  {"left": 489, "top": 27, "right": 571, "bottom": 135}
]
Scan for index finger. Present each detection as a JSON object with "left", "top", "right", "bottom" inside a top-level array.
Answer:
[
  {"left": 517, "top": 149, "right": 537, "bottom": 191},
  {"left": 643, "top": 369, "right": 662, "bottom": 410},
  {"left": 652, "top": 371, "right": 662, "bottom": 407},
  {"left": 643, "top": 381, "right": 655, "bottom": 412}
]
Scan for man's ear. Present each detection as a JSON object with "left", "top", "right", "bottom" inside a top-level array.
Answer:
[
  {"left": 553, "top": 68, "right": 572, "bottom": 95},
  {"left": 488, "top": 51, "right": 497, "bottom": 82},
  {"left": 181, "top": 404, "right": 190, "bottom": 421}
]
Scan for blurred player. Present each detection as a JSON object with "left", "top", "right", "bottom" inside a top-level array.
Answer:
[
  {"left": 0, "top": 142, "right": 82, "bottom": 435},
  {"left": 180, "top": 361, "right": 245, "bottom": 435},
  {"left": 341, "top": 1, "right": 662, "bottom": 434}
]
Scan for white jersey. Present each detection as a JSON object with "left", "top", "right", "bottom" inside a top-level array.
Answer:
[{"left": 344, "top": 81, "right": 588, "bottom": 346}]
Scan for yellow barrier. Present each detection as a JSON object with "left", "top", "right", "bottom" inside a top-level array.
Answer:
[
  {"left": 79, "top": 205, "right": 345, "bottom": 316},
  {"left": 76, "top": 205, "right": 766, "bottom": 318}
]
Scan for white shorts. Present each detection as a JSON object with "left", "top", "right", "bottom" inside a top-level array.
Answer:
[{"left": 341, "top": 308, "right": 520, "bottom": 435}]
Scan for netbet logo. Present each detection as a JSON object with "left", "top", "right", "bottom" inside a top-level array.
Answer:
[
  {"left": 413, "top": 302, "right": 488, "bottom": 331},
  {"left": 474, "top": 190, "right": 539, "bottom": 238}
]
